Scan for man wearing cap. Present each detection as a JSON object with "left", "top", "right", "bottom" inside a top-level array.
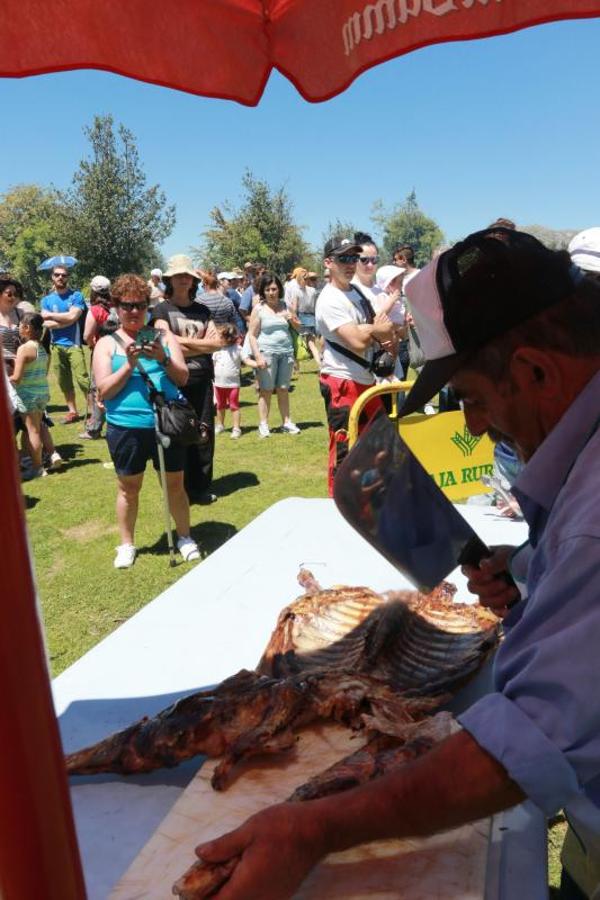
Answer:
[
  {"left": 147, "top": 268, "right": 165, "bottom": 305},
  {"left": 569, "top": 227, "right": 600, "bottom": 279},
  {"left": 197, "top": 229, "right": 600, "bottom": 900},
  {"left": 316, "top": 235, "right": 393, "bottom": 495},
  {"left": 40, "top": 265, "right": 89, "bottom": 424}
]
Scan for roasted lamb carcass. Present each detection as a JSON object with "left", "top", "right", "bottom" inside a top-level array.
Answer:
[
  {"left": 65, "top": 668, "right": 441, "bottom": 788},
  {"left": 258, "top": 575, "right": 499, "bottom": 695}
]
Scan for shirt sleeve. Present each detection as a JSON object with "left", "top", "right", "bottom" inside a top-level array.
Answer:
[
  {"left": 319, "top": 291, "right": 358, "bottom": 334},
  {"left": 458, "top": 534, "right": 600, "bottom": 816},
  {"left": 72, "top": 291, "right": 86, "bottom": 310}
]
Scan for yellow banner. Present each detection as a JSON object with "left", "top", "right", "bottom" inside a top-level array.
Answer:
[{"left": 400, "top": 411, "right": 494, "bottom": 501}]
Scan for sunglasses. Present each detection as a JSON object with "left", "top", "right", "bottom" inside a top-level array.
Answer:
[
  {"left": 359, "top": 255, "right": 379, "bottom": 265},
  {"left": 118, "top": 301, "right": 149, "bottom": 312},
  {"left": 53, "top": 273, "right": 68, "bottom": 278},
  {"left": 336, "top": 254, "right": 360, "bottom": 264}
]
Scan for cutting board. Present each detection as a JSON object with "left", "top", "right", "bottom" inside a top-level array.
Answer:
[{"left": 111, "top": 723, "right": 490, "bottom": 899}]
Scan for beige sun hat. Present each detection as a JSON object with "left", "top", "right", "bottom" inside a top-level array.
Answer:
[{"left": 163, "top": 254, "right": 198, "bottom": 279}]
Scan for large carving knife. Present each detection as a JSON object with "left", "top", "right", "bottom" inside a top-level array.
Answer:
[{"left": 334, "top": 412, "right": 495, "bottom": 593}]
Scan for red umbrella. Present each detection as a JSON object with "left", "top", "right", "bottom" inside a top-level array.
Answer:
[{"left": 1, "top": 0, "right": 599, "bottom": 105}]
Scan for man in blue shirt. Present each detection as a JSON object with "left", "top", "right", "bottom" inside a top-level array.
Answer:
[
  {"left": 196, "top": 229, "right": 600, "bottom": 900},
  {"left": 40, "top": 265, "right": 89, "bottom": 423}
]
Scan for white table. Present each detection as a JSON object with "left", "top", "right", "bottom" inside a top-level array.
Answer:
[{"left": 53, "top": 498, "right": 546, "bottom": 899}]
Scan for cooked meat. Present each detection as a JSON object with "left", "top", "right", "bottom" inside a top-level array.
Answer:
[
  {"left": 172, "top": 857, "right": 238, "bottom": 899},
  {"left": 289, "top": 712, "right": 454, "bottom": 801},
  {"left": 65, "top": 669, "right": 441, "bottom": 787},
  {"left": 258, "top": 577, "right": 498, "bottom": 695}
]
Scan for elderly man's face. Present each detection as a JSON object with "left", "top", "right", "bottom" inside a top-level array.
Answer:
[{"left": 450, "top": 365, "right": 542, "bottom": 462}]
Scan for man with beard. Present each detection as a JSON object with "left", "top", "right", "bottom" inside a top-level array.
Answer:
[{"left": 195, "top": 228, "right": 600, "bottom": 900}]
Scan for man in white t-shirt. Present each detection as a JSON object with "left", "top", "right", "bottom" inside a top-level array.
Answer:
[{"left": 316, "top": 235, "right": 393, "bottom": 494}]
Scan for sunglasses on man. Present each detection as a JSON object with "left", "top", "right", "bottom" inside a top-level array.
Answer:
[{"left": 336, "top": 254, "right": 360, "bottom": 264}]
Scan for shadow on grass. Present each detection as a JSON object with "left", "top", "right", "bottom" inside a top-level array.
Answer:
[
  {"left": 139, "top": 521, "right": 238, "bottom": 560},
  {"left": 294, "top": 420, "right": 323, "bottom": 432},
  {"left": 212, "top": 471, "right": 260, "bottom": 496},
  {"left": 23, "top": 494, "right": 41, "bottom": 509}
]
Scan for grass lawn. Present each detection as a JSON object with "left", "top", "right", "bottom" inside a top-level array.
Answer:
[{"left": 22, "top": 356, "right": 564, "bottom": 888}]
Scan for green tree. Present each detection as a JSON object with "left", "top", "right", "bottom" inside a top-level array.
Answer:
[
  {"left": 0, "top": 184, "right": 65, "bottom": 301},
  {"left": 60, "top": 115, "right": 175, "bottom": 281},
  {"left": 371, "top": 191, "right": 444, "bottom": 268},
  {"left": 321, "top": 218, "right": 361, "bottom": 249},
  {"left": 197, "top": 170, "right": 310, "bottom": 277}
]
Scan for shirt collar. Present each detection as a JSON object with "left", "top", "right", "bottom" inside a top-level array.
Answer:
[{"left": 513, "top": 370, "right": 600, "bottom": 531}]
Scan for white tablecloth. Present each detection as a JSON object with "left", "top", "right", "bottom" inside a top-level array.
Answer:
[{"left": 53, "top": 498, "right": 545, "bottom": 899}]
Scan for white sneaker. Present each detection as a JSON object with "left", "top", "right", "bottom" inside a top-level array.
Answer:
[
  {"left": 423, "top": 404, "right": 436, "bottom": 416},
  {"left": 258, "top": 422, "right": 270, "bottom": 438},
  {"left": 49, "top": 451, "right": 64, "bottom": 470},
  {"left": 282, "top": 421, "right": 300, "bottom": 434},
  {"left": 177, "top": 536, "right": 201, "bottom": 562},
  {"left": 214, "top": 423, "right": 225, "bottom": 435},
  {"left": 114, "top": 544, "right": 136, "bottom": 569},
  {"left": 230, "top": 427, "right": 242, "bottom": 439}
]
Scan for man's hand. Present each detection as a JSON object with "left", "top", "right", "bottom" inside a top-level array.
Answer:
[
  {"left": 196, "top": 802, "right": 323, "bottom": 900},
  {"left": 462, "top": 546, "right": 520, "bottom": 618}
]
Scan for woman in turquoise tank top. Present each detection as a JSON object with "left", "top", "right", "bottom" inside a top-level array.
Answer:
[
  {"left": 10, "top": 312, "right": 50, "bottom": 479},
  {"left": 248, "top": 272, "right": 301, "bottom": 437},
  {"left": 93, "top": 274, "right": 201, "bottom": 570}
]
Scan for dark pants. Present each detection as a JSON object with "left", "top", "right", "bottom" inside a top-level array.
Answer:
[
  {"left": 559, "top": 869, "right": 588, "bottom": 900},
  {"left": 181, "top": 375, "right": 215, "bottom": 498}
]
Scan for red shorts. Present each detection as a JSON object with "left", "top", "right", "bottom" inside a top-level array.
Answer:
[
  {"left": 319, "top": 374, "right": 383, "bottom": 496},
  {"left": 214, "top": 386, "right": 240, "bottom": 411}
]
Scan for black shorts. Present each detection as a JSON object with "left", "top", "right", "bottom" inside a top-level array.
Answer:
[{"left": 106, "top": 423, "right": 185, "bottom": 476}]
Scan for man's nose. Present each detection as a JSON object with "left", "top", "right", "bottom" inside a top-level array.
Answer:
[{"left": 462, "top": 406, "right": 489, "bottom": 437}]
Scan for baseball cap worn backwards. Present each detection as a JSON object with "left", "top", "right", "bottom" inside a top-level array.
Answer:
[
  {"left": 401, "top": 227, "right": 582, "bottom": 416},
  {"left": 324, "top": 235, "right": 363, "bottom": 259},
  {"left": 569, "top": 227, "right": 600, "bottom": 274}
]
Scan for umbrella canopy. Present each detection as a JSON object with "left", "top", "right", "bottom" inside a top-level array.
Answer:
[
  {"left": 37, "top": 255, "right": 78, "bottom": 271},
  {"left": 1, "top": 0, "right": 599, "bottom": 105}
]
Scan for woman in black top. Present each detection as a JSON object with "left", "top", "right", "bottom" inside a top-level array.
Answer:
[{"left": 152, "top": 254, "right": 225, "bottom": 503}]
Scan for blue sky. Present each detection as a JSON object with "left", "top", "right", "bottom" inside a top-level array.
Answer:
[{"left": 1, "top": 16, "right": 599, "bottom": 264}]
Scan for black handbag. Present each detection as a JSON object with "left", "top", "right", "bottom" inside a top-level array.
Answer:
[{"left": 113, "top": 334, "right": 201, "bottom": 446}]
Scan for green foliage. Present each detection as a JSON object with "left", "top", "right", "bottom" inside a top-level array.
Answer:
[
  {"left": 321, "top": 218, "right": 362, "bottom": 249},
  {"left": 371, "top": 191, "right": 444, "bottom": 268},
  {"left": 60, "top": 115, "right": 175, "bottom": 281},
  {"left": 197, "top": 170, "right": 310, "bottom": 277},
  {"left": 0, "top": 184, "right": 65, "bottom": 301}
]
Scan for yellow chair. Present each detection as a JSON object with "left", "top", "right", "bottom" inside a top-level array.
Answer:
[{"left": 347, "top": 382, "right": 494, "bottom": 501}]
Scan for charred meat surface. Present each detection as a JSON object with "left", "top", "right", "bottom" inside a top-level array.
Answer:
[
  {"left": 172, "top": 857, "right": 238, "bottom": 899},
  {"left": 257, "top": 578, "right": 498, "bottom": 695},
  {"left": 65, "top": 669, "right": 441, "bottom": 786}
]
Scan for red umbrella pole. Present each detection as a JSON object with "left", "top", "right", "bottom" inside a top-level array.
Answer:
[{"left": 0, "top": 369, "right": 86, "bottom": 898}]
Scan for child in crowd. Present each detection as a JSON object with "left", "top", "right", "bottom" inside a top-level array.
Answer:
[
  {"left": 374, "top": 264, "right": 407, "bottom": 381},
  {"left": 9, "top": 313, "right": 52, "bottom": 479},
  {"left": 213, "top": 324, "right": 257, "bottom": 439}
]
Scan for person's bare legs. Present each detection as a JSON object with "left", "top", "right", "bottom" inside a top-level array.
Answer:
[
  {"left": 163, "top": 470, "right": 192, "bottom": 537},
  {"left": 115, "top": 472, "right": 143, "bottom": 545},
  {"left": 307, "top": 335, "right": 321, "bottom": 366},
  {"left": 216, "top": 407, "right": 226, "bottom": 428},
  {"left": 23, "top": 411, "right": 43, "bottom": 469},
  {"left": 276, "top": 387, "right": 291, "bottom": 425},
  {"left": 258, "top": 390, "right": 272, "bottom": 426},
  {"left": 232, "top": 409, "right": 241, "bottom": 430},
  {"left": 64, "top": 388, "right": 78, "bottom": 416}
]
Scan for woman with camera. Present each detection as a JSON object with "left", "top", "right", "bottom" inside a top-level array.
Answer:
[{"left": 93, "top": 274, "right": 200, "bottom": 569}]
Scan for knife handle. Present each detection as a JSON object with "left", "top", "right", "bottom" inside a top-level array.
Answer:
[{"left": 458, "top": 538, "right": 519, "bottom": 609}]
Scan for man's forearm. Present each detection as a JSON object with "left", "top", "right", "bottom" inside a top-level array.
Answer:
[
  {"left": 311, "top": 730, "right": 524, "bottom": 856},
  {"left": 41, "top": 309, "right": 80, "bottom": 325}
]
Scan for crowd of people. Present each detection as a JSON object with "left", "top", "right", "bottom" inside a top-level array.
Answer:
[{"left": 3, "top": 224, "right": 600, "bottom": 571}]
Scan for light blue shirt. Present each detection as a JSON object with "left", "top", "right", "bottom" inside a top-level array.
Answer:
[
  {"left": 41, "top": 289, "right": 85, "bottom": 347},
  {"left": 459, "top": 370, "right": 600, "bottom": 857}
]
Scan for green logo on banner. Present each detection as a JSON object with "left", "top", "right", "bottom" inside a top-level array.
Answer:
[{"left": 451, "top": 427, "right": 482, "bottom": 457}]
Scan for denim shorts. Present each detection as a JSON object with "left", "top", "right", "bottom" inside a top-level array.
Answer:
[
  {"left": 106, "top": 423, "right": 185, "bottom": 476},
  {"left": 256, "top": 352, "right": 295, "bottom": 391}
]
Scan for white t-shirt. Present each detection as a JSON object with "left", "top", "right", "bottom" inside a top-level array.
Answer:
[
  {"left": 316, "top": 282, "right": 374, "bottom": 385},
  {"left": 213, "top": 344, "right": 243, "bottom": 388}
]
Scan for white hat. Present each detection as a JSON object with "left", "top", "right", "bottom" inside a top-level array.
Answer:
[
  {"left": 90, "top": 275, "right": 110, "bottom": 292},
  {"left": 568, "top": 228, "right": 600, "bottom": 273},
  {"left": 217, "top": 271, "right": 236, "bottom": 281},
  {"left": 150, "top": 268, "right": 162, "bottom": 279},
  {"left": 375, "top": 264, "right": 405, "bottom": 291},
  {"left": 163, "top": 254, "right": 198, "bottom": 279}
]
